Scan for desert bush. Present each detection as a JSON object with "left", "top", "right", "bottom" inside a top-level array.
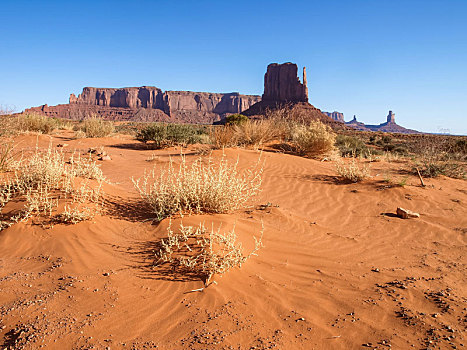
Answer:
[
  {"left": 452, "top": 139, "right": 467, "bottom": 154},
  {"left": 133, "top": 154, "right": 263, "bottom": 220},
  {"left": 156, "top": 223, "right": 263, "bottom": 286},
  {"left": 16, "top": 113, "right": 58, "bottom": 134},
  {"left": 335, "top": 134, "right": 369, "bottom": 157},
  {"left": 233, "top": 120, "right": 281, "bottom": 147},
  {"left": 225, "top": 114, "right": 248, "bottom": 126},
  {"left": 209, "top": 125, "right": 237, "bottom": 149},
  {"left": 411, "top": 136, "right": 466, "bottom": 179},
  {"left": 0, "top": 142, "right": 17, "bottom": 172},
  {"left": 0, "top": 146, "right": 104, "bottom": 227},
  {"left": 136, "top": 123, "right": 206, "bottom": 148},
  {"left": 291, "top": 120, "right": 336, "bottom": 157},
  {"left": 335, "top": 158, "right": 371, "bottom": 182},
  {"left": 75, "top": 116, "right": 115, "bottom": 138}
]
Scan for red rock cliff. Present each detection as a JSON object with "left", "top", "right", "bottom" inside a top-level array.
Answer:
[{"left": 262, "top": 63, "right": 308, "bottom": 103}]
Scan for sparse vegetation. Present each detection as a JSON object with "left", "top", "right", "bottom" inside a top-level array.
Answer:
[
  {"left": 225, "top": 114, "right": 248, "bottom": 126},
  {"left": 0, "top": 142, "right": 18, "bottom": 171},
  {"left": 15, "top": 113, "right": 58, "bottom": 134},
  {"left": 0, "top": 146, "right": 104, "bottom": 227},
  {"left": 136, "top": 123, "right": 207, "bottom": 148},
  {"left": 335, "top": 158, "right": 371, "bottom": 182},
  {"left": 75, "top": 116, "right": 115, "bottom": 138},
  {"left": 233, "top": 120, "right": 282, "bottom": 148},
  {"left": 156, "top": 222, "right": 263, "bottom": 286},
  {"left": 209, "top": 125, "right": 237, "bottom": 149},
  {"left": 336, "top": 134, "right": 370, "bottom": 157},
  {"left": 133, "top": 154, "right": 263, "bottom": 220},
  {"left": 291, "top": 120, "right": 336, "bottom": 157}
]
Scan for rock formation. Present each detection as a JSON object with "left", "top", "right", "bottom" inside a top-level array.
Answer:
[
  {"left": 240, "top": 63, "right": 344, "bottom": 127},
  {"left": 345, "top": 111, "right": 419, "bottom": 134},
  {"left": 262, "top": 63, "right": 308, "bottom": 103},
  {"left": 323, "top": 111, "right": 344, "bottom": 123},
  {"left": 26, "top": 87, "right": 261, "bottom": 124}
]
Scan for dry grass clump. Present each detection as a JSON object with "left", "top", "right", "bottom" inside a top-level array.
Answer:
[
  {"left": 75, "top": 116, "right": 115, "bottom": 138},
  {"left": 233, "top": 119, "right": 284, "bottom": 147},
  {"left": 410, "top": 136, "right": 466, "bottom": 179},
  {"left": 15, "top": 113, "right": 58, "bottom": 134},
  {"left": 335, "top": 158, "right": 371, "bottom": 183},
  {"left": 0, "top": 142, "right": 18, "bottom": 171},
  {"left": 133, "top": 154, "right": 263, "bottom": 220},
  {"left": 210, "top": 119, "right": 288, "bottom": 149},
  {"left": 209, "top": 126, "right": 237, "bottom": 148},
  {"left": 0, "top": 146, "right": 104, "bottom": 227},
  {"left": 291, "top": 120, "right": 336, "bottom": 157},
  {"left": 156, "top": 223, "right": 263, "bottom": 286}
]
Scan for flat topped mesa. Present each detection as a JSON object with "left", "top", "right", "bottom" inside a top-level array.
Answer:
[{"left": 262, "top": 63, "right": 308, "bottom": 103}]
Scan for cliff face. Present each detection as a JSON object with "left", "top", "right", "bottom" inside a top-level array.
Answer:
[
  {"left": 68, "top": 86, "right": 260, "bottom": 121},
  {"left": 323, "top": 111, "right": 344, "bottom": 123},
  {"left": 69, "top": 86, "right": 164, "bottom": 109},
  {"left": 242, "top": 63, "right": 338, "bottom": 127},
  {"left": 262, "top": 63, "right": 308, "bottom": 103}
]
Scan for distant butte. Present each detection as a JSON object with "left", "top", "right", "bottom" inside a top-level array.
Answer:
[
  {"left": 26, "top": 87, "right": 261, "bottom": 124},
  {"left": 241, "top": 62, "right": 340, "bottom": 126},
  {"left": 23, "top": 62, "right": 418, "bottom": 132},
  {"left": 324, "top": 110, "right": 419, "bottom": 134}
]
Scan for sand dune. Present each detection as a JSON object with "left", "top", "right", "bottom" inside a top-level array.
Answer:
[{"left": 1, "top": 133, "right": 466, "bottom": 349}]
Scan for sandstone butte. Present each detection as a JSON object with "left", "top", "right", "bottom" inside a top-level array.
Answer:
[{"left": 24, "top": 62, "right": 339, "bottom": 126}]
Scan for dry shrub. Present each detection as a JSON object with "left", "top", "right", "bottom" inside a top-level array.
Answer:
[
  {"left": 76, "top": 116, "right": 115, "bottom": 138},
  {"left": 209, "top": 125, "right": 237, "bottom": 148},
  {"left": 15, "top": 113, "right": 57, "bottom": 134},
  {"left": 291, "top": 120, "right": 336, "bottom": 157},
  {"left": 335, "top": 158, "right": 371, "bottom": 182},
  {"left": 410, "top": 136, "right": 466, "bottom": 179},
  {"left": 233, "top": 119, "right": 283, "bottom": 147},
  {"left": 211, "top": 120, "right": 287, "bottom": 149},
  {"left": 0, "top": 142, "right": 18, "bottom": 171},
  {"left": 156, "top": 223, "right": 263, "bottom": 286},
  {"left": 133, "top": 154, "right": 263, "bottom": 220},
  {"left": 0, "top": 146, "right": 105, "bottom": 227},
  {"left": 136, "top": 123, "right": 207, "bottom": 148}
]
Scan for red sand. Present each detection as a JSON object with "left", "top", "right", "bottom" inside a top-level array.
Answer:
[{"left": 1, "top": 133, "right": 466, "bottom": 349}]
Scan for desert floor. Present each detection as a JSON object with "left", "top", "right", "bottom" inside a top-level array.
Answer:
[{"left": 0, "top": 132, "right": 466, "bottom": 349}]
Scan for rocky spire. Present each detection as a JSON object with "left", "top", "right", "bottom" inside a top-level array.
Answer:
[
  {"left": 303, "top": 67, "right": 308, "bottom": 101},
  {"left": 387, "top": 110, "right": 396, "bottom": 123}
]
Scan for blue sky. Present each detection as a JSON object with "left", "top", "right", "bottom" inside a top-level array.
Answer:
[{"left": 1, "top": 0, "right": 466, "bottom": 134}]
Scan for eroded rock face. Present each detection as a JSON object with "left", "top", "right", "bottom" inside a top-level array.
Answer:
[
  {"left": 70, "top": 87, "right": 164, "bottom": 109},
  {"left": 262, "top": 63, "right": 308, "bottom": 103},
  {"left": 67, "top": 87, "right": 260, "bottom": 122},
  {"left": 387, "top": 111, "right": 396, "bottom": 123},
  {"left": 323, "top": 111, "right": 344, "bottom": 123},
  {"left": 26, "top": 87, "right": 261, "bottom": 124}
]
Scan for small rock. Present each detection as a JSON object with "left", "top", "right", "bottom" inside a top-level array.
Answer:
[
  {"left": 396, "top": 207, "right": 420, "bottom": 219},
  {"left": 99, "top": 155, "right": 111, "bottom": 161},
  {"left": 296, "top": 317, "right": 305, "bottom": 322},
  {"left": 57, "top": 143, "right": 69, "bottom": 148},
  {"left": 103, "top": 272, "right": 110, "bottom": 276}
]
